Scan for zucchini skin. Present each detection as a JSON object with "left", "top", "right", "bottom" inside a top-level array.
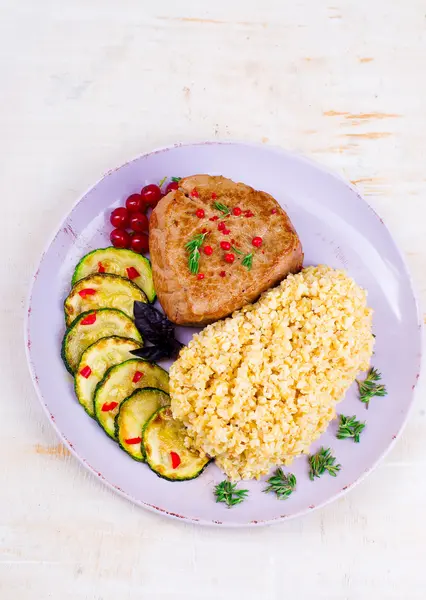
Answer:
[
  {"left": 71, "top": 247, "right": 156, "bottom": 302},
  {"left": 64, "top": 273, "right": 147, "bottom": 326},
  {"left": 114, "top": 387, "right": 170, "bottom": 462},
  {"left": 61, "top": 308, "right": 142, "bottom": 375},
  {"left": 142, "top": 407, "right": 212, "bottom": 482}
]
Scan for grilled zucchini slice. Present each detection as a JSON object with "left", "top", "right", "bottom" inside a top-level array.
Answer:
[
  {"left": 64, "top": 273, "right": 147, "bottom": 326},
  {"left": 61, "top": 309, "right": 142, "bottom": 374},
  {"left": 115, "top": 388, "right": 170, "bottom": 461},
  {"left": 75, "top": 336, "right": 143, "bottom": 417},
  {"left": 72, "top": 247, "right": 155, "bottom": 303},
  {"left": 143, "top": 407, "right": 210, "bottom": 481},
  {"left": 94, "top": 359, "right": 169, "bottom": 440}
]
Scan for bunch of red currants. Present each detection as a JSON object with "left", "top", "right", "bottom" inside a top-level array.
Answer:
[{"left": 109, "top": 180, "right": 169, "bottom": 253}]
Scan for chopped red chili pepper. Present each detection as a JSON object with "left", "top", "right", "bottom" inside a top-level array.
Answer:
[
  {"left": 98, "top": 262, "right": 106, "bottom": 273},
  {"left": 132, "top": 371, "right": 143, "bottom": 383},
  {"left": 125, "top": 437, "right": 142, "bottom": 445},
  {"left": 197, "top": 273, "right": 205, "bottom": 280},
  {"left": 79, "top": 365, "right": 92, "bottom": 378},
  {"left": 209, "top": 215, "right": 219, "bottom": 221},
  {"left": 220, "top": 241, "right": 231, "bottom": 250},
  {"left": 81, "top": 312, "right": 96, "bottom": 325},
  {"left": 196, "top": 208, "right": 205, "bottom": 218},
  {"left": 211, "top": 192, "right": 217, "bottom": 200},
  {"left": 191, "top": 188, "right": 199, "bottom": 198},
  {"left": 220, "top": 271, "right": 226, "bottom": 277},
  {"left": 126, "top": 266, "right": 140, "bottom": 280},
  {"left": 78, "top": 288, "right": 96, "bottom": 298},
  {"left": 170, "top": 451, "right": 181, "bottom": 469},
  {"left": 204, "top": 245, "right": 213, "bottom": 255},
  {"left": 101, "top": 401, "right": 118, "bottom": 412},
  {"left": 252, "top": 236, "right": 263, "bottom": 248},
  {"left": 232, "top": 207, "right": 242, "bottom": 216},
  {"left": 271, "top": 208, "right": 278, "bottom": 214}
]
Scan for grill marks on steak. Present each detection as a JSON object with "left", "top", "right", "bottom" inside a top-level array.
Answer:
[{"left": 149, "top": 175, "right": 303, "bottom": 325}]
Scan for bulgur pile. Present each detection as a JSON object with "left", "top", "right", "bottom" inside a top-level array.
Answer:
[{"left": 170, "top": 266, "right": 374, "bottom": 480}]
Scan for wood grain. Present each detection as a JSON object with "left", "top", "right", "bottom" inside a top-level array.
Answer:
[{"left": 1, "top": 0, "right": 425, "bottom": 598}]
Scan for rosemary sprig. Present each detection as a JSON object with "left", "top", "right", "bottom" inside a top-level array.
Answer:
[
  {"left": 158, "top": 176, "right": 167, "bottom": 187},
  {"left": 214, "top": 480, "right": 249, "bottom": 508},
  {"left": 357, "top": 367, "right": 387, "bottom": 407},
  {"left": 309, "top": 447, "right": 341, "bottom": 480},
  {"left": 171, "top": 176, "right": 181, "bottom": 182},
  {"left": 264, "top": 468, "right": 296, "bottom": 500},
  {"left": 337, "top": 414, "right": 365, "bottom": 443},
  {"left": 241, "top": 252, "right": 253, "bottom": 270},
  {"left": 213, "top": 201, "right": 230, "bottom": 216},
  {"left": 231, "top": 246, "right": 244, "bottom": 255},
  {"left": 185, "top": 232, "right": 207, "bottom": 274}
]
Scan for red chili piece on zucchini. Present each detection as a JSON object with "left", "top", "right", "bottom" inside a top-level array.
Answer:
[
  {"left": 126, "top": 267, "right": 140, "bottom": 280},
  {"left": 78, "top": 288, "right": 96, "bottom": 298},
  {"left": 125, "top": 437, "right": 142, "bottom": 445},
  {"left": 170, "top": 452, "right": 181, "bottom": 469},
  {"left": 98, "top": 262, "right": 106, "bottom": 273},
  {"left": 101, "top": 401, "right": 118, "bottom": 412},
  {"left": 80, "top": 312, "right": 96, "bottom": 325},
  {"left": 132, "top": 371, "right": 143, "bottom": 383},
  {"left": 79, "top": 365, "right": 92, "bottom": 378}
]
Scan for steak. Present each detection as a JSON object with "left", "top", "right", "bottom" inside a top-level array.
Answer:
[{"left": 149, "top": 174, "right": 303, "bottom": 326}]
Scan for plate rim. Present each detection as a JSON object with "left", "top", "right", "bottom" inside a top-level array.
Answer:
[{"left": 24, "top": 140, "right": 423, "bottom": 527}]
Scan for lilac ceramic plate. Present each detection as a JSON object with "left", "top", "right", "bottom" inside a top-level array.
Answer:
[{"left": 25, "top": 142, "right": 422, "bottom": 526}]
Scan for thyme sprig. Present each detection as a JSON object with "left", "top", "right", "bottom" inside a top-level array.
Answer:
[
  {"left": 309, "top": 447, "right": 341, "bottom": 480},
  {"left": 357, "top": 367, "right": 387, "bottom": 407},
  {"left": 264, "top": 469, "right": 296, "bottom": 500},
  {"left": 214, "top": 480, "right": 249, "bottom": 508},
  {"left": 213, "top": 201, "right": 230, "bottom": 216},
  {"left": 337, "top": 414, "right": 365, "bottom": 443},
  {"left": 241, "top": 252, "right": 253, "bottom": 270}
]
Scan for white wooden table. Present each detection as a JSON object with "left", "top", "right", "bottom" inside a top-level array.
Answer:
[{"left": 2, "top": 1, "right": 425, "bottom": 598}]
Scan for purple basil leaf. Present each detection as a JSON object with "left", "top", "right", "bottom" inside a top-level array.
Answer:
[{"left": 134, "top": 302, "right": 174, "bottom": 343}]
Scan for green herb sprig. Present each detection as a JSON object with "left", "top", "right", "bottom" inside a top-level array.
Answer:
[
  {"left": 231, "top": 246, "right": 244, "bottom": 255},
  {"left": 185, "top": 232, "right": 207, "bottom": 274},
  {"left": 241, "top": 252, "right": 253, "bottom": 270},
  {"left": 264, "top": 468, "right": 296, "bottom": 500},
  {"left": 357, "top": 367, "right": 387, "bottom": 407},
  {"left": 213, "top": 201, "right": 230, "bottom": 216},
  {"left": 337, "top": 414, "right": 365, "bottom": 443},
  {"left": 309, "top": 447, "right": 341, "bottom": 480},
  {"left": 214, "top": 480, "right": 249, "bottom": 508},
  {"left": 171, "top": 176, "right": 181, "bottom": 182}
]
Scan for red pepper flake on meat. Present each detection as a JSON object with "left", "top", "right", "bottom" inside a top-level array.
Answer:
[
  {"left": 220, "top": 270, "right": 226, "bottom": 277},
  {"left": 220, "top": 241, "right": 231, "bottom": 250},
  {"left": 81, "top": 312, "right": 96, "bottom": 325},
  {"left": 170, "top": 451, "right": 181, "bottom": 469},
  {"left": 252, "top": 236, "right": 263, "bottom": 248},
  {"left": 224, "top": 253, "right": 235, "bottom": 264},
  {"left": 197, "top": 273, "right": 205, "bottom": 280},
  {"left": 126, "top": 267, "right": 140, "bottom": 280},
  {"left": 271, "top": 208, "right": 278, "bottom": 214},
  {"left": 98, "top": 262, "right": 106, "bottom": 273},
  {"left": 244, "top": 210, "right": 254, "bottom": 218},
  {"left": 191, "top": 188, "right": 199, "bottom": 198},
  {"left": 222, "top": 228, "right": 231, "bottom": 235},
  {"left": 209, "top": 215, "right": 219, "bottom": 221},
  {"left": 79, "top": 365, "right": 92, "bottom": 378},
  {"left": 78, "top": 288, "right": 96, "bottom": 298},
  {"left": 201, "top": 228, "right": 209, "bottom": 234},
  {"left": 211, "top": 192, "right": 217, "bottom": 200},
  {"left": 102, "top": 401, "right": 118, "bottom": 412},
  {"left": 232, "top": 207, "right": 242, "bottom": 216},
  {"left": 132, "top": 371, "right": 143, "bottom": 383},
  {"left": 218, "top": 221, "right": 226, "bottom": 231},
  {"left": 204, "top": 245, "right": 213, "bottom": 255},
  {"left": 125, "top": 437, "right": 142, "bottom": 445},
  {"left": 196, "top": 208, "right": 205, "bottom": 218}
]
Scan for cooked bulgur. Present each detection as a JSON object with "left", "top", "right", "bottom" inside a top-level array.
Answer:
[{"left": 170, "top": 265, "right": 374, "bottom": 480}]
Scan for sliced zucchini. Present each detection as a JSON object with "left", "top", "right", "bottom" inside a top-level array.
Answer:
[
  {"left": 115, "top": 388, "right": 170, "bottom": 461},
  {"left": 64, "top": 273, "right": 147, "bottom": 326},
  {"left": 61, "top": 309, "right": 142, "bottom": 374},
  {"left": 75, "top": 336, "right": 143, "bottom": 417},
  {"left": 94, "top": 359, "right": 169, "bottom": 440},
  {"left": 143, "top": 407, "right": 210, "bottom": 481},
  {"left": 72, "top": 247, "right": 156, "bottom": 302}
]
